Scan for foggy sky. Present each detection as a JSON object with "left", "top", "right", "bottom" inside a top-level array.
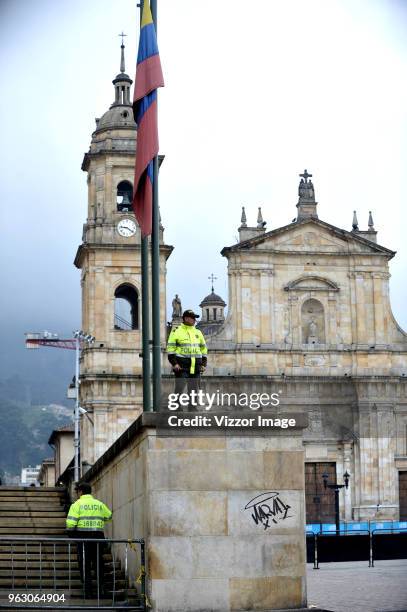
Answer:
[{"left": 1, "top": 0, "right": 407, "bottom": 386}]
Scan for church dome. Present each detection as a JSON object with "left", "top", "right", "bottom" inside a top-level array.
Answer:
[
  {"left": 113, "top": 72, "right": 132, "bottom": 84},
  {"left": 199, "top": 291, "right": 226, "bottom": 308},
  {"left": 93, "top": 41, "right": 136, "bottom": 133},
  {"left": 97, "top": 105, "right": 135, "bottom": 131},
  {"left": 198, "top": 282, "right": 227, "bottom": 335}
]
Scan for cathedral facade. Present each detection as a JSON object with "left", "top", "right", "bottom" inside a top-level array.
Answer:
[
  {"left": 75, "top": 48, "right": 407, "bottom": 523},
  {"left": 199, "top": 171, "right": 407, "bottom": 522}
]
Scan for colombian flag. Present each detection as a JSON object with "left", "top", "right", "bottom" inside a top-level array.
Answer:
[{"left": 132, "top": 1, "right": 164, "bottom": 237}]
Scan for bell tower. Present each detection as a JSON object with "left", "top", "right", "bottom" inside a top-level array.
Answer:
[{"left": 74, "top": 42, "right": 172, "bottom": 466}]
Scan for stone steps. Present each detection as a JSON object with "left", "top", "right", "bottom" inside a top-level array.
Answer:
[
  {"left": 0, "top": 508, "right": 66, "bottom": 515},
  {"left": 0, "top": 487, "right": 65, "bottom": 493},
  {"left": 0, "top": 577, "right": 127, "bottom": 588},
  {"left": 0, "top": 491, "right": 65, "bottom": 500},
  {"left": 0, "top": 554, "right": 120, "bottom": 574},
  {"left": 0, "top": 488, "right": 138, "bottom": 602},
  {"left": 0, "top": 517, "right": 67, "bottom": 527},
  {"left": 0, "top": 528, "right": 67, "bottom": 535}
]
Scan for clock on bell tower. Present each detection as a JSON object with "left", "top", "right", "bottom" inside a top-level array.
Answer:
[{"left": 74, "top": 41, "right": 172, "bottom": 466}]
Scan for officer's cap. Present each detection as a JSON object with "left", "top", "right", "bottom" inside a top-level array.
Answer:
[
  {"left": 182, "top": 309, "right": 200, "bottom": 319},
  {"left": 75, "top": 482, "right": 92, "bottom": 494}
]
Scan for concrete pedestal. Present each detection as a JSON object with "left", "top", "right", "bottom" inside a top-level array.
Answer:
[{"left": 90, "top": 414, "right": 308, "bottom": 611}]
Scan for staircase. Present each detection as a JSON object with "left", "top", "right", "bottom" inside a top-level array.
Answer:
[
  {"left": 0, "top": 486, "right": 77, "bottom": 592},
  {"left": 0, "top": 486, "right": 68, "bottom": 538},
  {"left": 0, "top": 487, "right": 143, "bottom": 608}
]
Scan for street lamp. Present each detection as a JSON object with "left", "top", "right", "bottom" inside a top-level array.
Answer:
[
  {"left": 322, "top": 470, "right": 350, "bottom": 535},
  {"left": 73, "top": 330, "right": 95, "bottom": 483},
  {"left": 25, "top": 329, "right": 95, "bottom": 485}
]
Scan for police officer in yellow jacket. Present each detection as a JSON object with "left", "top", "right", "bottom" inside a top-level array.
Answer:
[
  {"left": 166, "top": 309, "right": 208, "bottom": 407},
  {"left": 66, "top": 482, "right": 112, "bottom": 598}
]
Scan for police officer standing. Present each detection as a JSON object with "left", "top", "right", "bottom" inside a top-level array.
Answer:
[
  {"left": 166, "top": 309, "right": 208, "bottom": 407},
  {"left": 66, "top": 482, "right": 112, "bottom": 598}
]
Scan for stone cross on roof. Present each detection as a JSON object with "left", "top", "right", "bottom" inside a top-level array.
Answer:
[
  {"left": 300, "top": 169, "right": 312, "bottom": 183},
  {"left": 296, "top": 168, "right": 317, "bottom": 219},
  {"left": 208, "top": 273, "right": 217, "bottom": 293}
]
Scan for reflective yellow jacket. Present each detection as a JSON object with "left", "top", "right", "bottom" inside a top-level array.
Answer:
[
  {"left": 66, "top": 494, "right": 112, "bottom": 532},
  {"left": 167, "top": 324, "right": 207, "bottom": 373}
]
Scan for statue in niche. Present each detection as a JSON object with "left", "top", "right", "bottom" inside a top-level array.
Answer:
[
  {"left": 308, "top": 318, "right": 318, "bottom": 343},
  {"left": 172, "top": 294, "right": 182, "bottom": 318}
]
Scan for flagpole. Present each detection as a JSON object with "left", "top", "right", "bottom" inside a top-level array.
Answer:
[
  {"left": 150, "top": 0, "right": 161, "bottom": 412},
  {"left": 139, "top": 0, "right": 151, "bottom": 412}
]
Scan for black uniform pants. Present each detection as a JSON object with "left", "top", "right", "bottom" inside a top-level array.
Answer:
[
  {"left": 174, "top": 370, "right": 200, "bottom": 393},
  {"left": 172, "top": 369, "right": 201, "bottom": 410},
  {"left": 76, "top": 532, "right": 105, "bottom": 596}
]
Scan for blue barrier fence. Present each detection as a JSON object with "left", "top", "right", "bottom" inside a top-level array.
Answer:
[{"left": 306, "top": 520, "right": 407, "bottom": 534}]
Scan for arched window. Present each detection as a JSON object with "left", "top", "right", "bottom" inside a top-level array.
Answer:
[
  {"left": 114, "top": 284, "right": 138, "bottom": 330},
  {"left": 301, "top": 298, "right": 325, "bottom": 344},
  {"left": 116, "top": 181, "right": 133, "bottom": 212}
]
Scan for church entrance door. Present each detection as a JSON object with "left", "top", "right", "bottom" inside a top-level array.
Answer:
[
  {"left": 399, "top": 471, "right": 407, "bottom": 520},
  {"left": 305, "top": 462, "right": 336, "bottom": 524}
]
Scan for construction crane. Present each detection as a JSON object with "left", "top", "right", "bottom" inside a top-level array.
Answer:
[
  {"left": 25, "top": 331, "right": 92, "bottom": 350},
  {"left": 24, "top": 330, "right": 95, "bottom": 483}
]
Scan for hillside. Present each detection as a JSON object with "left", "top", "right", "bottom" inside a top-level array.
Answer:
[{"left": 0, "top": 393, "right": 72, "bottom": 478}]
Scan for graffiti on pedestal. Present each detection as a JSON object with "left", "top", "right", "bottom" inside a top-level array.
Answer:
[{"left": 244, "top": 492, "right": 292, "bottom": 530}]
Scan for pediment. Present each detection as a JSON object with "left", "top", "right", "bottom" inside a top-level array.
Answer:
[
  {"left": 261, "top": 225, "right": 373, "bottom": 254},
  {"left": 284, "top": 275, "right": 339, "bottom": 292},
  {"left": 222, "top": 218, "right": 395, "bottom": 258},
  {"left": 273, "top": 229, "right": 347, "bottom": 251}
]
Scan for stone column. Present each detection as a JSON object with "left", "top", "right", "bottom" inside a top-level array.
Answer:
[
  {"left": 95, "top": 173, "right": 105, "bottom": 222},
  {"left": 94, "top": 406, "right": 109, "bottom": 462},
  {"left": 241, "top": 271, "right": 252, "bottom": 344},
  {"left": 328, "top": 294, "right": 338, "bottom": 346},
  {"left": 88, "top": 173, "right": 96, "bottom": 215},
  {"left": 229, "top": 270, "right": 236, "bottom": 326},
  {"left": 95, "top": 266, "right": 108, "bottom": 339},
  {"left": 249, "top": 271, "right": 260, "bottom": 345},
  {"left": 259, "top": 271, "right": 271, "bottom": 344},
  {"left": 377, "top": 405, "right": 398, "bottom": 517},
  {"left": 289, "top": 296, "right": 300, "bottom": 345},
  {"left": 81, "top": 275, "right": 87, "bottom": 331},
  {"left": 343, "top": 442, "right": 353, "bottom": 520},
  {"left": 355, "top": 274, "right": 367, "bottom": 345},
  {"left": 373, "top": 273, "right": 385, "bottom": 346},
  {"left": 270, "top": 268, "right": 276, "bottom": 344},
  {"left": 348, "top": 272, "right": 357, "bottom": 345},
  {"left": 235, "top": 271, "right": 242, "bottom": 344},
  {"left": 353, "top": 404, "right": 375, "bottom": 520},
  {"left": 105, "top": 162, "right": 113, "bottom": 214}
]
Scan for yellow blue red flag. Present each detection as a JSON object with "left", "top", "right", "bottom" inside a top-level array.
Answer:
[{"left": 132, "top": 1, "right": 164, "bottom": 237}]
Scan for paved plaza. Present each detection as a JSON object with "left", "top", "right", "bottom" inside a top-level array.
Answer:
[{"left": 307, "top": 559, "right": 407, "bottom": 612}]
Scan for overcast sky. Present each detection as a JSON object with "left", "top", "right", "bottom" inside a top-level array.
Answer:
[{"left": 1, "top": 0, "right": 407, "bottom": 381}]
